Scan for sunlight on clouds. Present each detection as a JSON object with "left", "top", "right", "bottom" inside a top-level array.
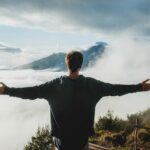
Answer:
[{"left": 0, "top": 15, "right": 19, "bottom": 27}]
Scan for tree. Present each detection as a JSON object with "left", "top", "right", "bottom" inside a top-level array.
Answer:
[
  {"left": 95, "top": 110, "right": 124, "bottom": 132},
  {"left": 24, "top": 126, "right": 54, "bottom": 150}
]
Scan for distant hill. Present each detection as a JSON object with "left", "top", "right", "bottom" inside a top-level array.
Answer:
[
  {"left": 0, "top": 43, "right": 21, "bottom": 53},
  {"left": 15, "top": 42, "right": 107, "bottom": 71}
]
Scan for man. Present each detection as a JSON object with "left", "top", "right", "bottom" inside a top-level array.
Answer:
[{"left": 0, "top": 51, "right": 150, "bottom": 150}]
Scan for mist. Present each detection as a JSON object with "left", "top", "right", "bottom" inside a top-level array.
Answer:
[
  {"left": 84, "top": 34, "right": 150, "bottom": 119},
  {"left": 0, "top": 70, "right": 65, "bottom": 150}
]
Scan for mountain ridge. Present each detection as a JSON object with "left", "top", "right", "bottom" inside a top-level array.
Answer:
[
  {"left": 15, "top": 42, "right": 107, "bottom": 71},
  {"left": 0, "top": 43, "right": 21, "bottom": 53}
]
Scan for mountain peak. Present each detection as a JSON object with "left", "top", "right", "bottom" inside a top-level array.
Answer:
[{"left": 15, "top": 42, "right": 107, "bottom": 71}]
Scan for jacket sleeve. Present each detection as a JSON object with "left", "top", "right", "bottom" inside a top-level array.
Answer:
[
  {"left": 98, "top": 81, "right": 143, "bottom": 97},
  {"left": 87, "top": 77, "right": 143, "bottom": 98},
  {"left": 3, "top": 81, "right": 54, "bottom": 100}
]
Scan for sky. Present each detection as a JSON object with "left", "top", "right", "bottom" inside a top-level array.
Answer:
[
  {"left": 0, "top": 0, "right": 150, "bottom": 150},
  {"left": 0, "top": 0, "right": 150, "bottom": 50}
]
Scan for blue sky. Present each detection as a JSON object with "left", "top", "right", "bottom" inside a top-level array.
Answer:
[{"left": 0, "top": 25, "right": 99, "bottom": 51}]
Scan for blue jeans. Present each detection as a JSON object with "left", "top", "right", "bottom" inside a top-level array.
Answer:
[{"left": 53, "top": 137, "right": 88, "bottom": 150}]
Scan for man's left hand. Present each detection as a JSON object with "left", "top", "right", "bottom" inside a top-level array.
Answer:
[{"left": 141, "top": 79, "right": 150, "bottom": 91}]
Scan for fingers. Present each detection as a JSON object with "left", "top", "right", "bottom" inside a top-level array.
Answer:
[
  {"left": 0, "top": 82, "right": 6, "bottom": 88},
  {"left": 0, "top": 82, "right": 4, "bottom": 86},
  {"left": 143, "top": 79, "right": 150, "bottom": 84}
]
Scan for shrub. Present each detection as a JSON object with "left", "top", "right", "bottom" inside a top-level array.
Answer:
[
  {"left": 99, "top": 133, "right": 113, "bottom": 147},
  {"left": 138, "top": 129, "right": 150, "bottom": 143},
  {"left": 111, "top": 133, "right": 126, "bottom": 146},
  {"left": 126, "top": 133, "right": 135, "bottom": 145},
  {"left": 89, "top": 130, "right": 104, "bottom": 144},
  {"left": 95, "top": 110, "right": 125, "bottom": 132},
  {"left": 105, "top": 135, "right": 113, "bottom": 143},
  {"left": 24, "top": 126, "right": 54, "bottom": 150}
]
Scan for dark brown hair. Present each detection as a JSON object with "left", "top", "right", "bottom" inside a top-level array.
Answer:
[{"left": 65, "top": 51, "right": 83, "bottom": 73}]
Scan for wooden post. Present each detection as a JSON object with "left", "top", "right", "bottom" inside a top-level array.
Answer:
[{"left": 135, "top": 118, "right": 139, "bottom": 150}]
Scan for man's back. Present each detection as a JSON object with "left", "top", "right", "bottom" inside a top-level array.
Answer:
[
  {"left": 49, "top": 75, "right": 97, "bottom": 139},
  {"left": 46, "top": 74, "right": 143, "bottom": 149}
]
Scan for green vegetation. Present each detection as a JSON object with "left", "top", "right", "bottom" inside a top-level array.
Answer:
[
  {"left": 24, "top": 126, "right": 55, "bottom": 150},
  {"left": 90, "top": 109, "right": 150, "bottom": 149},
  {"left": 24, "top": 109, "right": 150, "bottom": 150}
]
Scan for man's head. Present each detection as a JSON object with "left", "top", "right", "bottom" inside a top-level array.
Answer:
[{"left": 65, "top": 51, "right": 83, "bottom": 73}]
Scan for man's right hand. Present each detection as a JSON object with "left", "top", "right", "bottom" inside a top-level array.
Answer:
[{"left": 0, "top": 82, "right": 6, "bottom": 94}]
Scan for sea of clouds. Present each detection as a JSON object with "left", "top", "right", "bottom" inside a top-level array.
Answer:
[{"left": 0, "top": 36, "right": 150, "bottom": 150}]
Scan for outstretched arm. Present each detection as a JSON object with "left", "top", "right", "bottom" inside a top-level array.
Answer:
[
  {"left": 99, "top": 79, "right": 150, "bottom": 97},
  {"left": 87, "top": 78, "right": 150, "bottom": 101},
  {"left": 0, "top": 81, "right": 53, "bottom": 100}
]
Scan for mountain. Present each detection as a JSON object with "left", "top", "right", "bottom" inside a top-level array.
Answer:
[
  {"left": 0, "top": 43, "right": 21, "bottom": 53},
  {"left": 15, "top": 42, "right": 107, "bottom": 71}
]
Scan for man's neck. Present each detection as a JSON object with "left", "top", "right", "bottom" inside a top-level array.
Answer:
[{"left": 69, "top": 71, "right": 79, "bottom": 80}]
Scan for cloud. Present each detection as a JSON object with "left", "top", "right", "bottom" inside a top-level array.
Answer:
[
  {"left": 84, "top": 34, "right": 150, "bottom": 119},
  {"left": 0, "top": 70, "right": 63, "bottom": 150},
  {"left": 0, "top": 0, "right": 150, "bottom": 35},
  {"left": 0, "top": 42, "right": 55, "bottom": 69},
  {"left": 0, "top": 43, "right": 21, "bottom": 52}
]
